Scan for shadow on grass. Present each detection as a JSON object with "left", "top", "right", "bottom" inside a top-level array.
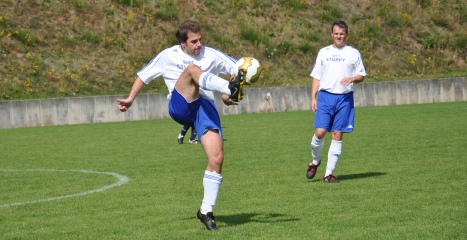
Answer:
[
  {"left": 218, "top": 213, "right": 299, "bottom": 227},
  {"left": 338, "top": 172, "right": 387, "bottom": 181}
]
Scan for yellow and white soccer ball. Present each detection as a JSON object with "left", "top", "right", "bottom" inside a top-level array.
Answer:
[{"left": 235, "top": 57, "right": 263, "bottom": 85}]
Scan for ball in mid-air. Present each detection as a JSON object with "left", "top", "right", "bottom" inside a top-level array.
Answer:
[{"left": 235, "top": 57, "right": 263, "bottom": 85}]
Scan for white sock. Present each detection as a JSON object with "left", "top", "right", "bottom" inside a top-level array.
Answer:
[
  {"left": 200, "top": 170, "right": 223, "bottom": 213},
  {"left": 311, "top": 134, "right": 325, "bottom": 165},
  {"left": 325, "top": 140, "right": 342, "bottom": 177},
  {"left": 199, "top": 72, "right": 231, "bottom": 95}
]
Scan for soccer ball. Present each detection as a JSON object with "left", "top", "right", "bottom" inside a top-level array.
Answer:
[{"left": 235, "top": 57, "right": 263, "bottom": 85}]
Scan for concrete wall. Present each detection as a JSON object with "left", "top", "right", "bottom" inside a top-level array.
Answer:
[{"left": 1, "top": 77, "right": 466, "bottom": 129}]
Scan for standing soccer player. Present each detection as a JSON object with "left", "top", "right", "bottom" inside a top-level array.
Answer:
[
  {"left": 306, "top": 20, "right": 367, "bottom": 183},
  {"left": 117, "top": 21, "right": 247, "bottom": 230}
]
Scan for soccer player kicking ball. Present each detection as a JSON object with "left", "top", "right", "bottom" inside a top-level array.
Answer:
[
  {"left": 117, "top": 21, "right": 246, "bottom": 230},
  {"left": 306, "top": 20, "right": 367, "bottom": 183}
]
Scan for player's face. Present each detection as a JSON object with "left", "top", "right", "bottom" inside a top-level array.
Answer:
[
  {"left": 181, "top": 31, "right": 202, "bottom": 56},
  {"left": 331, "top": 25, "right": 347, "bottom": 48}
]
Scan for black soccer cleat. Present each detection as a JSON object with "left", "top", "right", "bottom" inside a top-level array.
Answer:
[
  {"left": 323, "top": 174, "right": 340, "bottom": 183},
  {"left": 229, "top": 69, "right": 246, "bottom": 102},
  {"left": 306, "top": 162, "right": 320, "bottom": 179},
  {"left": 178, "top": 134, "right": 184, "bottom": 144},
  {"left": 197, "top": 210, "right": 218, "bottom": 230}
]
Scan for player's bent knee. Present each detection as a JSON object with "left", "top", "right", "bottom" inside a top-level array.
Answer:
[{"left": 185, "top": 64, "right": 201, "bottom": 75}]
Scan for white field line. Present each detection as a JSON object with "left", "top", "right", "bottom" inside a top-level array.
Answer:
[{"left": 0, "top": 169, "right": 130, "bottom": 208}]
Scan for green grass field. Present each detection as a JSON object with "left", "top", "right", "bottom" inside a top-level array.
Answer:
[{"left": 1, "top": 102, "right": 466, "bottom": 239}]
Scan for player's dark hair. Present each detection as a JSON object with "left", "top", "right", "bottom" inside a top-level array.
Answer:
[
  {"left": 331, "top": 20, "right": 348, "bottom": 34},
  {"left": 175, "top": 21, "right": 201, "bottom": 43}
]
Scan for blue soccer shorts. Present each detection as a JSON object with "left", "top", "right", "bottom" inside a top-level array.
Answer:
[
  {"left": 168, "top": 88, "right": 223, "bottom": 141},
  {"left": 314, "top": 90, "right": 355, "bottom": 133}
]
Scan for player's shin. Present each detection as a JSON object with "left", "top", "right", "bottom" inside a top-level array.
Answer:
[
  {"left": 199, "top": 72, "right": 231, "bottom": 95},
  {"left": 200, "top": 170, "right": 223, "bottom": 213},
  {"left": 311, "top": 134, "right": 325, "bottom": 165},
  {"left": 325, "top": 140, "right": 342, "bottom": 176}
]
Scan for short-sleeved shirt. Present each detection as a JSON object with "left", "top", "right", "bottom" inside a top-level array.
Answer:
[
  {"left": 310, "top": 44, "right": 367, "bottom": 94},
  {"left": 137, "top": 45, "right": 237, "bottom": 101}
]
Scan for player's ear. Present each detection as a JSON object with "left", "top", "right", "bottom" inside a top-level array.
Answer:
[{"left": 179, "top": 40, "right": 186, "bottom": 49}]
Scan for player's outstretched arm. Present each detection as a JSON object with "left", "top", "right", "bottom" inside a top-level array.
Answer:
[{"left": 117, "top": 77, "right": 145, "bottom": 112}]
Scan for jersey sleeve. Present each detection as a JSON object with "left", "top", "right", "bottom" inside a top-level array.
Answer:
[
  {"left": 310, "top": 49, "right": 324, "bottom": 80},
  {"left": 137, "top": 50, "right": 167, "bottom": 84},
  {"left": 220, "top": 57, "right": 237, "bottom": 76},
  {"left": 353, "top": 50, "right": 367, "bottom": 77},
  {"left": 208, "top": 47, "right": 237, "bottom": 75}
]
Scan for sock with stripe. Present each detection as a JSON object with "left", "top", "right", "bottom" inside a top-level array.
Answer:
[
  {"left": 325, "top": 140, "right": 342, "bottom": 177},
  {"left": 200, "top": 170, "right": 223, "bottom": 213},
  {"left": 199, "top": 72, "right": 231, "bottom": 95},
  {"left": 311, "top": 134, "right": 325, "bottom": 165}
]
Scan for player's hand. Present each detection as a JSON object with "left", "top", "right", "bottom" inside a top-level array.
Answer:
[
  {"left": 117, "top": 98, "right": 133, "bottom": 112},
  {"left": 340, "top": 77, "right": 354, "bottom": 86},
  {"left": 311, "top": 99, "right": 318, "bottom": 113},
  {"left": 222, "top": 94, "right": 238, "bottom": 106}
]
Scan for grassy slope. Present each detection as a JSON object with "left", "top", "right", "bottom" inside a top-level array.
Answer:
[{"left": 0, "top": 0, "right": 466, "bottom": 100}]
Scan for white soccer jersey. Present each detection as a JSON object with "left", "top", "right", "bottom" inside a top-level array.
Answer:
[
  {"left": 137, "top": 45, "right": 237, "bottom": 101},
  {"left": 310, "top": 44, "right": 367, "bottom": 94}
]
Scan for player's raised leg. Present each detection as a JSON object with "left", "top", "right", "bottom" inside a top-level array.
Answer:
[
  {"left": 175, "top": 64, "right": 246, "bottom": 102},
  {"left": 174, "top": 64, "right": 231, "bottom": 101}
]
